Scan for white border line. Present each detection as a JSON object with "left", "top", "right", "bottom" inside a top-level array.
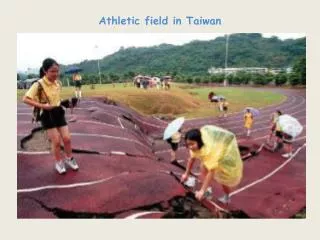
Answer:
[
  {"left": 17, "top": 172, "right": 129, "bottom": 193},
  {"left": 229, "top": 143, "right": 306, "bottom": 197},
  {"left": 118, "top": 117, "right": 124, "bottom": 129},
  {"left": 124, "top": 211, "right": 163, "bottom": 219}
]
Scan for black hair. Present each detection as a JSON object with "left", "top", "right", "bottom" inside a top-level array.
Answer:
[
  {"left": 42, "top": 58, "right": 59, "bottom": 72},
  {"left": 185, "top": 129, "right": 204, "bottom": 149},
  {"left": 276, "top": 110, "right": 282, "bottom": 115},
  {"left": 39, "top": 67, "right": 45, "bottom": 78}
]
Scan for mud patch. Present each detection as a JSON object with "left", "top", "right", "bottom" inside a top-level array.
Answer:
[{"left": 21, "top": 129, "right": 51, "bottom": 151}]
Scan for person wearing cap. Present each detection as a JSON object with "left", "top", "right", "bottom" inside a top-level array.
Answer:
[{"left": 180, "top": 125, "right": 243, "bottom": 204}]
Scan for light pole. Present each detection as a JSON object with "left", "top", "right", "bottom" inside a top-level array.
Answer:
[
  {"left": 94, "top": 45, "right": 102, "bottom": 85},
  {"left": 223, "top": 34, "right": 229, "bottom": 87}
]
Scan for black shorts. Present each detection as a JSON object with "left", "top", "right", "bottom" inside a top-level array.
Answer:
[
  {"left": 275, "top": 131, "right": 283, "bottom": 138},
  {"left": 283, "top": 134, "right": 293, "bottom": 144},
  {"left": 75, "top": 81, "right": 82, "bottom": 88},
  {"left": 223, "top": 106, "right": 228, "bottom": 111},
  {"left": 41, "top": 106, "right": 67, "bottom": 130},
  {"left": 166, "top": 139, "right": 179, "bottom": 151}
]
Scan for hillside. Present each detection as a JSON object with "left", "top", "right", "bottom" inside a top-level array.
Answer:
[{"left": 62, "top": 33, "right": 306, "bottom": 76}]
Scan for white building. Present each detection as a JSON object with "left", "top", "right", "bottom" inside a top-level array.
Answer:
[
  {"left": 208, "top": 67, "right": 269, "bottom": 75},
  {"left": 208, "top": 67, "right": 289, "bottom": 75}
]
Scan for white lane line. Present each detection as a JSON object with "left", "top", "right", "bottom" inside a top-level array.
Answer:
[
  {"left": 17, "top": 121, "right": 35, "bottom": 124},
  {"left": 76, "top": 120, "right": 122, "bottom": 129},
  {"left": 71, "top": 133, "right": 148, "bottom": 149},
  {"left": 17, "top": 151, "right": 50, "bottom": 155},
  {"left": 17, "top": 172, "right": 129, "bottom": 193},
  {"left": 154, "top": 133, "right": 306, "bottom": 154},
  {"left": 17, "top": 113, "right": 32, "bottom": 115},
  {"left": 229, "top": 143, "right": 306, "bottom": 197},
  {"left": 118, "top": 117, "right": 124, "bottom": 129},
  {"left": 124, "top": 211, "right": 163, "bottom": 219}
]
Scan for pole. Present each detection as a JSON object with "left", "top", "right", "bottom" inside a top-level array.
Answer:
[
  {"left": 224, "top": 34, "right": 229, "bottom": 87},
  {"left": 95, "top": 45, "right": 102, "bottom": 85},
  {"left": 97, "top": 58, "right": 102, "bottom": 85}
]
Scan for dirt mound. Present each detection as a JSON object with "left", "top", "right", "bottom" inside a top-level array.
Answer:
[{"left": 124, "top": 91, "right": 201, "bottom": 115}]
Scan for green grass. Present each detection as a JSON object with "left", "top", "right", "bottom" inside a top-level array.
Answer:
[
  {"left": 183, "top": 85, "right": 286, "bottom": 118},
  {"left": 17, "top": 83, "right": 286, "bottom": 119}
]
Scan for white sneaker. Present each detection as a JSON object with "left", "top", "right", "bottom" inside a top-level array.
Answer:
[
  {"left": 282, "top": 153, "right": 292, "bottom": 158},
  {"left": 55, "top": 160, "right": 66, "bottom": 174},
  {"left": 204, "top": 187, "right": 213, "bottom": 200},
  {"left": 65, "top": 157, "right": 79, "bottom": 170},
  {"left": 218, "top": 194, "right": 231, "bottom": 204}
]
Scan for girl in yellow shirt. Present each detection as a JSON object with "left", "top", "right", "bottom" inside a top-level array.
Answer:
[
  {"left": 180, "top": 125, "right": 243, "bottom": 204},
  {"left": 244, "top": 109, "right": 253, "bottom": 136},
  {"left": 23, "top": 58, "right": 79, "bottom": 174}
]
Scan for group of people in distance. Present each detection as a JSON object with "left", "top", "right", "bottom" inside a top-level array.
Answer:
[{"left": 133, "top": 74, "right": 171, "bottom": 90}]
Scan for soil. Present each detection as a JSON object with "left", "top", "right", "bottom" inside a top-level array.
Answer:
[{"left": 22, "top": 130, "right": 51, "bottom": 151}]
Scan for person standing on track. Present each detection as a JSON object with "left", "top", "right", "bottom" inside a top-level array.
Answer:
[
  {"left": 22, "top": 58, "right": 79, "bottom": 174},
  {"left": 166, "top": 129, "right": 182, "bottom": 166},
  {"left": 221, "top": 98, "right": 229, "bottom": 117},
  {"left": 72, "top": 71, "right": 82, "bottom": 100},
  {"left": 180, "top": 125, "right": 243, "bottom": 204},
  {"left": 281, "top": 133, "right": 294, "bottom": 158},
  {"left": 244, "top": 108, "right": 254, "bottom": 137},
  {"left": 271, "top": 110, "right": 283, "bottom": 151},
  {"left": 268, "top": 110, "right": 281, "bottom": 143}
]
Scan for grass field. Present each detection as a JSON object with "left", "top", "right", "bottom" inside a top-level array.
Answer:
[{"left": 17, "top": 83, "right": 286, "bottom": 119}]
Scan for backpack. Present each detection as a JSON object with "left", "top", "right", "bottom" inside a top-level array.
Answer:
[{"left": 31, "top": 80, "right": 50, "bottom": 123}]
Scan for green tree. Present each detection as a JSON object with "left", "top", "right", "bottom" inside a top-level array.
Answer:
[
  {"left": 194, "top": 77, "right": 201, "bottom": 84},
  {"left": 27, "top": 74, "right": 38, "bottom": 79},
  {"left": 289, "top": 72, "right": 300, "bottom": 86},
  {"left": 187, "top": 77, "right": 193, "bottom": 84},
  {"left": 109, "top": 73, "right": 120, "bottom": 82},
  {"left": 275, "top": 73, "right": 287, "bottom": 86},
  {"left": 292, "top": 57, "right": 306, "bottom": 85}
]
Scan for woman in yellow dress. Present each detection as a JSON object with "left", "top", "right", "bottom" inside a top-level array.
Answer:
[
  {"left": 180, "top": 125, "right": 243, "bottom": 204},
  {"left": 244, "top": 108, "right": 253, "bottom": 137}
]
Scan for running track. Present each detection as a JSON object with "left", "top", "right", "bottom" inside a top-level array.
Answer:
[{"left": 17, "top": 88, "right": 306, "bottom": 218}]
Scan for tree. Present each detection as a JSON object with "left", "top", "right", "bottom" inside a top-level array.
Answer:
[
  {"left": 187, "top": 77, "right": 193, "bottom": 84},
  {"left": 252, "top": 74, "right": 268, "bottom": 85},
  {"left": 227, "top": 74, "right": 234, "bottom": 85},
  {"left": 289, "top": 72, "right": 300, "bottom": 86},
  {"left": 62, "top": 34, "right": 305, "bottom": 76},
  {"left": 292, "top": 57, "right": 306, "bottom": 85},
  {"left": 109, "top": 73, "right": 120, "bottom": 82},
  {"left": 17, "top": 73, "right": 21, "bottom": 81},
  {"left": 27, "top": 74, "right": 38, "bottom": 79},
  {"left": 194, "top": 77, "right": 201, "bottom": 84},
  {"left": 275, "top": 73, "right": 287, "bottom": 86},
  {"left": 202, "top": 76, "right": 210, "bottom": 84}
]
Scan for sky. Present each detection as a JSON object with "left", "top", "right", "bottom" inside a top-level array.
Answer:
[{"left": 17, "top": 33, "right": 305, "bottom": 72}]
